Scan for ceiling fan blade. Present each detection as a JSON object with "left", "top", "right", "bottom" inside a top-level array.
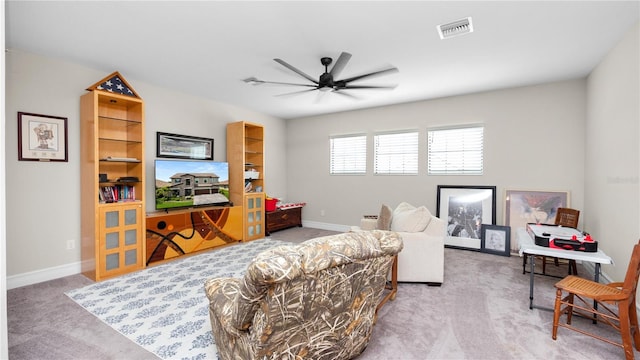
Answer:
[
  {"left": 274, "top": 58, "right": 318, "bottom": 84},
  {"left": 275, "top": 88, "right": 318, "bottom": 97},
  {"left": 331, "top": 90, "right": 360, "bottom": 101},
  {"left": 329, "top": 52, "right": 352, "bottom": 78},
  {"left": 255, "top": 80, "right": 317, "bottom": 87},
  {"left": 339, "top": 67, "right": 399, "bottom": 84},
  {"left": 340, "top": 84, "right": 397, "bottom": 90},
  {"left": 313, "top": 90, "right": 329, "bottom": 104}
]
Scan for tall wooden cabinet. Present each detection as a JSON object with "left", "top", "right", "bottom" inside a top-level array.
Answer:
[
  {"left": 80, "top": 73, "right": 145, "bottom": 281},
  {"left": 227, "top": 121, "right": 265, "bottom": 241}
]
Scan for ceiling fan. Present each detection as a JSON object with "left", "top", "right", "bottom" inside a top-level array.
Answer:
[{"left": 244, "top": 52, "right": 398, "bottom": 98}]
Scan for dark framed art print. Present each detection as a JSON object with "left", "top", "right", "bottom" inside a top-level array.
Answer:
[
  {"left": 436, "top": 185, "right": 497, "bottom": 250},
  {"left": 481, "top": 224, "right": 511, "bottom": 257},
  {"left": 18, "top": 112, "right": 68, "bottom": 162},
  {"left": 156, "top": 132, "right": 214, "bottom": 160}
]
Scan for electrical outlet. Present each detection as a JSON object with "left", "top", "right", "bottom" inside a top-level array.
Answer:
[
  {"left": 66, "top": 239, "right": 75, "bottom": 250},
  {"left": 320, "top": 210, "right": 325, "bottom": 216}
]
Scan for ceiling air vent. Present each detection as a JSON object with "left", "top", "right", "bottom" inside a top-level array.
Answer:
[{"left": 437, "top": 17, "right": 473, "bottom": 39}]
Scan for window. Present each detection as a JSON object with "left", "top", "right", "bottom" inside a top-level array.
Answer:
[
  {"left": 330, "top": 134, "right": 367, "bottom": 175},
  {"left": 374, "top": 131, "right": 419, "bottom": 175},
  {"left": 428, "top": 126, "right": 484, "bottom": 175}
]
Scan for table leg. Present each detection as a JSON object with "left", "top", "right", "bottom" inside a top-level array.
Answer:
[
  {"left": 592, "top": 263, "right": 601, "bottom": 324},
  {"left": 529, "top": 253, "right": 535, "bottom": 310}
]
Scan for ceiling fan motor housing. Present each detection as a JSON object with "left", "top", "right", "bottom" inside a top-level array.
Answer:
[{"left": 319, "top": 72, "right": 334, "bottom": 89}]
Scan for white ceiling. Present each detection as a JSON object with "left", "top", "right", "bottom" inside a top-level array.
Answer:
[{"left": 5, "top": 1, "right": 639, "bottom": 120}]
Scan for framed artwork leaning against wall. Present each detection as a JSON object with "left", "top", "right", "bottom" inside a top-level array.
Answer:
[
  {"left": 504, "top": 189, "right": 569, "bottom": 251},
  {"left": 481, "top": 224, "right": 511, "bottom": 257},
  {"left": 436, "top": 185, "right": 497, "bottom": 251}
]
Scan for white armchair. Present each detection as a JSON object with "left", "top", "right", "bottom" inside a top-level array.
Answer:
[{"left": 354, "top": 202, "right": 446, "bottom": 285}]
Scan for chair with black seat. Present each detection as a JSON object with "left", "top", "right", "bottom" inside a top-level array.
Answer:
[{"left": 552, "top": 240, "right": 640, "bottom": 360}]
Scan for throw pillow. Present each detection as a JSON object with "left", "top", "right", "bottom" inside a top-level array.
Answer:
[
  {"left": 391, "top": 204, "right": 432, "bottom": 232},
  {"left": 377, "top": 204, "right": 393, "bottom": 230},
  {"left": 393, "top": 202, "right": 415, "bottom": 217}
]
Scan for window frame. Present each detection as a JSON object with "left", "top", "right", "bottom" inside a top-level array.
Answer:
[
  {"left": 427, "top": 125, "right": 484, "bottom": 176},
  {"left": 329, "top": 133, "right": 367, "bottom": 175},
  {"left": 373, "top": 130, "right": 419, "bottom": 175}
]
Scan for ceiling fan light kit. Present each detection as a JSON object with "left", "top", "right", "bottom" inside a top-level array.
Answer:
[
  {"left": 245, "top": 52, "right": 398, "bottom": 98},
  {"left": 437, "top": 17, "right": 474, "bottom": 39}
]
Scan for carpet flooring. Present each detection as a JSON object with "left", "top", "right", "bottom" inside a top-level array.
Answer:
[
  {"left": 7, "top": 227, "right": 639, "bottom": 359},
  {"left": 65, "top": 238, "right": 289, "bottom": 360}
]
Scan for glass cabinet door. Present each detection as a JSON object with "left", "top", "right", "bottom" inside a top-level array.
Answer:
[
  {"left": 99, "top": 203, "right": 143, "bottom": 276},
  {"left": 244, "top": 193, "right": 265, "bottom": 241}
]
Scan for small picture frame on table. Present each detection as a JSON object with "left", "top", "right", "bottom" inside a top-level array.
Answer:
[{"left": 480, "top": 224, "right": 511, "bottom": 257}]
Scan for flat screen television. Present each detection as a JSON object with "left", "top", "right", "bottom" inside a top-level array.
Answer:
[{"left": 154, "top": 159, "right": 230, "bottom": 210}]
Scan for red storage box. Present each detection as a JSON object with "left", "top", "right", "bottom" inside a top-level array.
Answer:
[{"left": 265, "top": 198, "right": 278, "bottom": 212}]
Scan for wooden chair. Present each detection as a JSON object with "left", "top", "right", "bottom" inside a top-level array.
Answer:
[
  {"left": 555, "top": 207, "right": 580, "bottom": 228},
  {"left": 543, "top": 208, "right": 581, "bottom": 275},
  {"left": 552, "top": 240, "right": 640, "bottom": 360},
  {"left": 522, "top": 208, "right": 580, "bottom": 276}
]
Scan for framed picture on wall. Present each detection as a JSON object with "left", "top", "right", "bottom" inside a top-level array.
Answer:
[
  {"left": 17, "top": 112, "right": 68, "bottom": 162},
  {"left": 480, "top": 224, "right": 511, "bottom": 257},
  {"left": 156, "top": 132, "right": 214, "bottom": 160},
  {"left": 436, "top": 185, "right": 497, "bottom": 251}
]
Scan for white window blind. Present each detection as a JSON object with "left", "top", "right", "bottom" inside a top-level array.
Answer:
[
  {"left": 330, "top": 134, "right": 367, "bottom": 175},
  {"left": 374, "top": 131, "right": 419, "bottom": 175},
  {"left": 428, "top": 126, "right": 484, "bottom": 175}
]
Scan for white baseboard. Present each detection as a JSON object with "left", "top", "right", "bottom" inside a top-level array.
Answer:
[
  {"left": 6, "top": 222, "right": 347, "bottom": 290},
  {"left": 7, "top": 261, "right": 81, "bottom": 290},
  {"left": 301, "top": 220, "right": 351, "bottom": 233}
]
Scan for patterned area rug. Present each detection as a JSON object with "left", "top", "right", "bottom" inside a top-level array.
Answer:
[{"left": 65, "top": 238, "right": 289, "bottom": 360}]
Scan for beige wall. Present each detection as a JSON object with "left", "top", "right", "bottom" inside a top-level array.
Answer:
[
  {"left": 4, "top": 22, "right": 639, "bottom": 286},
  {"left": 286, "top": 80, "right": 587, "bottom": 230},
  {"left": 4, "top": 50, "right": 287, "bottom": 279},
  {"left": 585, "top": 22, "right": 640, "bottom": 281}
]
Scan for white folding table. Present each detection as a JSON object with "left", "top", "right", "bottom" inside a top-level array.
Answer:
[{"left": 516, "top": 228, "right": 614, "bottom": 311}]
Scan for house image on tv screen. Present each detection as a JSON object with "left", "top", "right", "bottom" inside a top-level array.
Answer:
[{"left": 155, "top": 160, "right": 230, "bottom": 210}]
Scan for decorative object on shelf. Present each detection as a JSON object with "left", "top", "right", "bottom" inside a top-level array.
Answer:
[
  {"left": 17, "top": 112, "right": 68, "bottom": 162},
  {"left": 480, "top": 224, "right": 511, "bottom": 257},
  {"left": 156, "top": 132, "right": 214, "bottom": 160},
  {"left": 504, "top": 189, "right": 569, "bottom": 251},
  {"left": 436, "top": 185, "right": 497, "bottom": 251},
  {"left": 85, "top": 70, "right": 140, "bottom": 98}
]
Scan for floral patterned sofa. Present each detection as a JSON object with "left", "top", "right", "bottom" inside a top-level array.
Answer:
[{"left": 204, "top": 230, "right": 403, "bottom": 360}]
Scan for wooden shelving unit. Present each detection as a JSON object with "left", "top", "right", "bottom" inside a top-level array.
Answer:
[
  {"left": 80, "top": 73, "right": 146, "bottom": 281},
  {"left": 227, "top": 121, "right": 265, "bottom": 241}
]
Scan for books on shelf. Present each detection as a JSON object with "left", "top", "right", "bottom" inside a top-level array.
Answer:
[{"left": 99, "top": 185, "right": 136, "bottom": 203}]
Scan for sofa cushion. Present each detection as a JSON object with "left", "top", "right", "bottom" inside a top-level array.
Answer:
[
  {"left": 377, "top": 204, "right": 393, "bottom": 230},
  {"left": 391, "top": 202, "right": 432, "bottom": 232}
]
